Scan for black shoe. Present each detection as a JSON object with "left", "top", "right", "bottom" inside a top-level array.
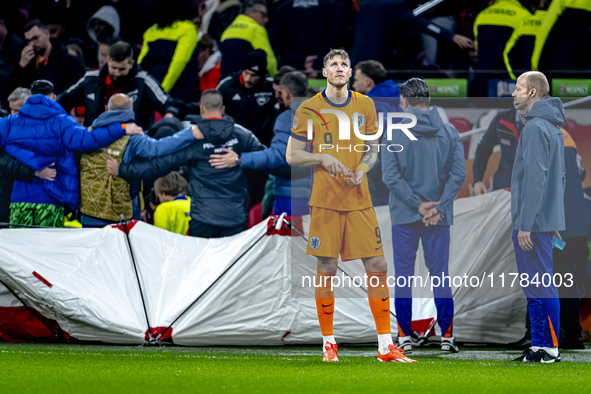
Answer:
[
  {"left": 508, "top": 335, "right": 532, "bottom": 350},
  {"left": 441, "top": 338, "right": 459, "bottom": 353},
  {"left": 397, "top": 337, "right": 416, "bottom": 354},
  {"left": 535, "top": 349, "right": 561, "bottom": 363},
  {"left": 560, "top": 338, "right": 585, "bottom": 350},
  {"left": 513, "top": 348, "right": 541, "bottom": 362}
]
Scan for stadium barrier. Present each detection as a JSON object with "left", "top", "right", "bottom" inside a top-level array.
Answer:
[{"left": 1, "top": 190, "right": 527, "bottom": 345}]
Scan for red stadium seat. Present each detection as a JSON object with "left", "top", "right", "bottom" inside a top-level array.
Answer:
[
  {"left": 449, "top": 117, "right": 472, "bottom": 133},
  {"left": 248, "top": 202, "right": 263, "bottom": 228},
  {"left": 449, "top": 118, "right": 472, "bottom": 159},
  {"left": 565, "top": 118, "right": 578, "bottom": 130}
]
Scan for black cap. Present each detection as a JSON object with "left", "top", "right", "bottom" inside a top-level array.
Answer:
[
  {"left": 243, "top": 49, "right": 267, "bottom": 77},
  {"left": 31, "top": 80, "right": 55, "bottom": 96}
]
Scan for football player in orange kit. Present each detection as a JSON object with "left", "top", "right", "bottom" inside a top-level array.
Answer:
[{"left": 286, "top": 49, "right": 416, "bottom": 363}]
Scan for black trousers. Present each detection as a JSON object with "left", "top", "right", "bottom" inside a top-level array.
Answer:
[{"left": 188, "top": 219, "right": 244, "bottom": 239}]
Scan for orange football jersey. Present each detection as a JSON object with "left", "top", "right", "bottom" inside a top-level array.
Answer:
[{"left": 291, "top": 89, "right": 378, "bottom": 211}]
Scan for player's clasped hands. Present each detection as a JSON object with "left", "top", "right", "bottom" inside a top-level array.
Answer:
[
  {"left": 321, "top": 154, "right": 347, "bottom": 178},
  {"left": 345, "top": 169, "right": 365, "bottom": 187}
]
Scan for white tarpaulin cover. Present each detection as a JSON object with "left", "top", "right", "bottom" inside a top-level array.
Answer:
[{"left": 0, "top": 190, "right": 526, "bottom": 345}]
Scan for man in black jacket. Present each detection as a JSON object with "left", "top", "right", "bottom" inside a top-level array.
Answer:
[
  {"left": 217, "top": 49, "right": 275, "bottom": 147},
  {"left": 217, "top": 49, "right": 275, "bottom": 209},
  {"left": 2, "top": 20, "right": 85, "bottom": 99},
  {"left": 106, "top": 89, "right": 266, "bottom": 238},
  {"left": 58, "top": 41, "right": 179, "bottom": 130},
  {"left": 473, "top": 106, "right": 522, "bottom": 193}
]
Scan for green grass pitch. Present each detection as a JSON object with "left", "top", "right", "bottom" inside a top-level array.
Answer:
[{"left": 0, "top": 343, "right": 589, "bottom": 393}]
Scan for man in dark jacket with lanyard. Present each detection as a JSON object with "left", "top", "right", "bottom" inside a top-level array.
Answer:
[
  {"left": 58, "top": 41, "right": 179, "bottom": 130},
  {"left": 382, "top": 78, "right": 466, "bottom": 355},
  {"left": 217, "top": 49, "right": 276, "bottom": 209},
  {"left": 511, "top": 72, "right": 565, "bottom": 363},
  {"left": 107, "top": 89, "right": 265, "bottom": 238},
  {"left": 209, "top": 71, "right": 311, "bottom": 216}
]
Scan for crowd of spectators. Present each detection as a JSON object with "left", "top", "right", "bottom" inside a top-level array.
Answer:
[{"left": 0, "top": 0, "right": 589, "bottom": 236}]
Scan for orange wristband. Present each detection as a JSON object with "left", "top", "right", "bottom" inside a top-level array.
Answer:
[{"left": 121, "top": 123, "right": 126, "bottom": 129}]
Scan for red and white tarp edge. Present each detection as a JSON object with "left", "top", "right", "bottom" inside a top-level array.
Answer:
[{"left": 0, "top": 190, "right": 525, "bottom": 345}]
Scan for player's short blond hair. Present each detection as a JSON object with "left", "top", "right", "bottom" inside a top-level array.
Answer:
[
  {"left": 521, "top": 71, "right": 550, "bottom": 98},
  {"left": 323, "top": 49, "right": 350, "bottom": 68}
]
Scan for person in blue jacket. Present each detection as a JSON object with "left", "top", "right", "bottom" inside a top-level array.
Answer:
[
  {"left": 209, "top": 71, "right": 311, "bottom": 216},
  {"left": 0, "top": 80, "right": 142, "bottom": 227},
  {"left": 510, "top": 72, "right": 566, "bottom": 363},
  {"left": 352, "top": 59, "right": 401, "bottom": 207},
  {"left": 381, "top": 78, "right": 465, "bottom": 355}
]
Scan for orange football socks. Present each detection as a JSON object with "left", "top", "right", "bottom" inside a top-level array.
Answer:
[
  {"left": 315, "top": 269, "right": 335, "bottom": 336},
  {"left": 366, "top": 270, "right": 391, "bottom": 334}
]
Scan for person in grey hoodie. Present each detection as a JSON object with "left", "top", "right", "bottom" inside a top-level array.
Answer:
[
  {"left": 381, "top": 78, "right": 466, "bottom": 355},
  {"left": 87, "top": 6, "right": 121, "bottom": 46},
  {"left": 510, "top": 72, "right": 566, "bottom": 363}
]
